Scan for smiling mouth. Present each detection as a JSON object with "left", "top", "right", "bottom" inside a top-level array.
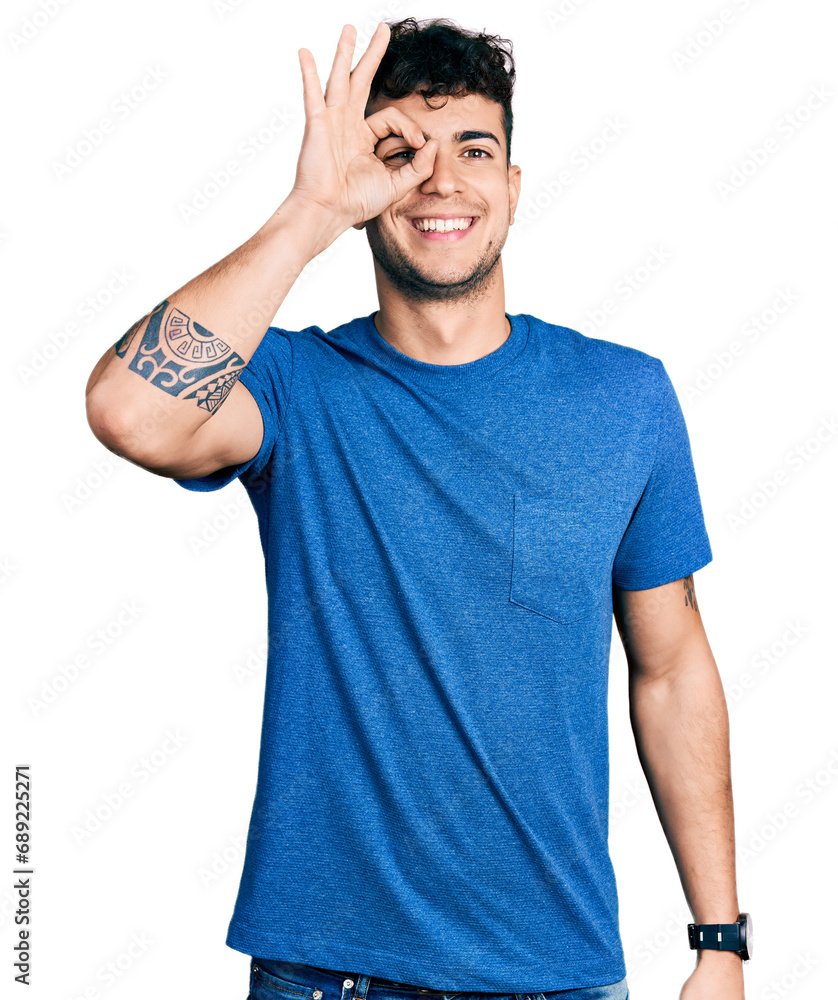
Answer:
[{"left": 410, "top": 217, "right": 476, "bottom": 233}]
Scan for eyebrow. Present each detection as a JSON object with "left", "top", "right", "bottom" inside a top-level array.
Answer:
[{"left": 376, "top": 129, "right": 501, "bottom": 148}]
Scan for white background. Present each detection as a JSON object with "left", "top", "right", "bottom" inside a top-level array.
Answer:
[{"left": 4, "top": 0, "right": 837, "bottom": 997}]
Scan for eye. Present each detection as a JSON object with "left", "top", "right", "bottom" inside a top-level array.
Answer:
[
  {"left": 463, "top": 148, "right": 492, "bottom": 158},
  {"left": 384, "top": 149, "right": 415, "bottom": 162}
]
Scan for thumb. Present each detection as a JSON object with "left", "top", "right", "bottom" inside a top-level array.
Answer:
[{"left": 389, "top": 138, "right": 438, "bottom": 201}]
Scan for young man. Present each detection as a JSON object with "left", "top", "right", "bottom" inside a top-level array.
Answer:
[{"left": 85, "top": 18, "right": 749, "bottom": 1000}]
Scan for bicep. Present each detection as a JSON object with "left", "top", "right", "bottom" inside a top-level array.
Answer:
[{"left": 613, "top": 574, "right": 711, "bottom": 681}]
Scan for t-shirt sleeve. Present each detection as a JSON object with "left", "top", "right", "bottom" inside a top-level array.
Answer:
[
  {"left": 611, "top": 358, "right": 713, "bottom": 590},
  {"left": 172, "top": 326, "right": 293, "bottom": 493}
]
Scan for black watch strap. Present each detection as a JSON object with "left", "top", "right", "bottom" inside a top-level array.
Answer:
[{"left": 687, "top": 922, "right": 741, "bottom": 952}]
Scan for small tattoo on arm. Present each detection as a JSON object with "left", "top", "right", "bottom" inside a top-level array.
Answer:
[
  {"left": 683, "top": 574, "right": 699, "bottom": 612},
  {"left": 114, "top": 298, "right": 245, "bottom": 413}
]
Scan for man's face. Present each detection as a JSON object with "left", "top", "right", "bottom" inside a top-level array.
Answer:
[{"left": 360, "top": 90, "right": 522, "bottom": 304}]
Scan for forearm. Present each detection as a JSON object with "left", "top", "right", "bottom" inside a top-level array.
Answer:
[
  {"left": 616, "top": 578, "right": 745, "bottom": 994},
  {"left": 628, "top": 647, "right": 739, "bottom": 926},
  {"left": 85, "top": 195, "right": 344, "bottom": 461}
]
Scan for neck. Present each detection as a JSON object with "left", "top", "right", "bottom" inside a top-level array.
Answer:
[{"left": 372, "top": 259, "right": 511, "bottom": 366}]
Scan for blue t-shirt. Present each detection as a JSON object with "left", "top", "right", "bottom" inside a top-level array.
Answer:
[{"left": 175, "top": 311, "right": 712, "bottom": 991}]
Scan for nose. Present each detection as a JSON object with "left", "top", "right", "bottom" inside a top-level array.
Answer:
[{"left": 418, "top": 149, "right": 462, "bottom": 198}]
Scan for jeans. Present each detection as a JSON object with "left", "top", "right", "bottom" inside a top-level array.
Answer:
[{"left": 247, "top": 958, "right": 630, "bottom": 1000}]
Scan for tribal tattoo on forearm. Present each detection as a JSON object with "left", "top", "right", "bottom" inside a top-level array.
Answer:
[
  {"left": 114, "top": 298, "right": 245, "bottom": 413},
  {"left": 683, "top": 573, "right": 699, "bottom": 612}
]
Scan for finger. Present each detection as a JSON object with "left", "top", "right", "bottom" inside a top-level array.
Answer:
[
  {"left": 298, "top": 47, "right": 325, "bottom": 118},
  {"left": 389, "top": 138, "right": 439, "bottom": 202},
  {"left": 323, "top": 23, "right": 356, "bottom": 108},
  {"left": 364, "top": 106, "right": 427, "bottom": 150},
  {"left": 347, "top": 22, "right": 391, "bottom": 112}
]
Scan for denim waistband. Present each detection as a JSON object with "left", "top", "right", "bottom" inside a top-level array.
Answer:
[
  {"left": 250, "top": 956, "right": 629, "bottom": 999},
  {"left": 254, "top": 958, "right": 463, "bottom": 994}
]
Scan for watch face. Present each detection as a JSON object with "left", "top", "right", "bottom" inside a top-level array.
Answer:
[{"left": 739, "top": 912, "right": 753, "bottom": 960}]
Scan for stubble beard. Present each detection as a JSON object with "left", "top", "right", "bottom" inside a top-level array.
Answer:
[{"left": 364, "top": 217, "right": 508, "bottom": 305}]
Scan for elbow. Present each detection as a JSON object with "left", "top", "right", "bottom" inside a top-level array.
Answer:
[
  {"left": 85, "top": 385, "right": 171, "bottom": 471},
  {"left": 86, "top": 386, "right": 131, "bottom": 457}
]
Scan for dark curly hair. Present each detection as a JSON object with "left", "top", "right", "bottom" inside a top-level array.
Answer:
[{"left": 365, "top": 17, "right": 516, "bottom": 161}]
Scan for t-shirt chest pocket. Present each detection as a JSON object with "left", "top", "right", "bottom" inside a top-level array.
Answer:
[{"left": 509, "top": 492, "right": 624, "bottom": 624}]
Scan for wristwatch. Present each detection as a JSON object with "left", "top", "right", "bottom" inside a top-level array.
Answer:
[{"left": 688, "top": 912, "right": 753, "bottom": 961}]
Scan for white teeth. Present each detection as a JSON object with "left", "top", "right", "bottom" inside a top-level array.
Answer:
[{"left": 412, "top": 217, "right": 473, "bottom": 232}]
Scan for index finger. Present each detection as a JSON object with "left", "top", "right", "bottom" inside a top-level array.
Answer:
[
  {"left": 346, "top": 22, "right": 391, "bottom": 112},
  {"left": 364, "top": 106, "right": 427, "bottom": 151}
]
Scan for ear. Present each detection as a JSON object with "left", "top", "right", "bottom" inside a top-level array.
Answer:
[
  {"left": 507, "top": 163, "right": 522, "bottom": 224},
  {"left": 352, "top": 220, "right": 367, "bottom": 231}
]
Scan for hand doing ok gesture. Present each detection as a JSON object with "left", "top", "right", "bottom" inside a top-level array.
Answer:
[{"left": 290, "top": 22, "right": 439, "bottom": 230}]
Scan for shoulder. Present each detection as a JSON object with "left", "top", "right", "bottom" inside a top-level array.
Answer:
[
  {"left": 250, "top": 318, "right": 339, "bottom": 370},
  {"left": 523, "top": 313, "right": 669, "bottom": 390},
  {"left": 261, "top": 315, "right": 365, "bottom": 356}
]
